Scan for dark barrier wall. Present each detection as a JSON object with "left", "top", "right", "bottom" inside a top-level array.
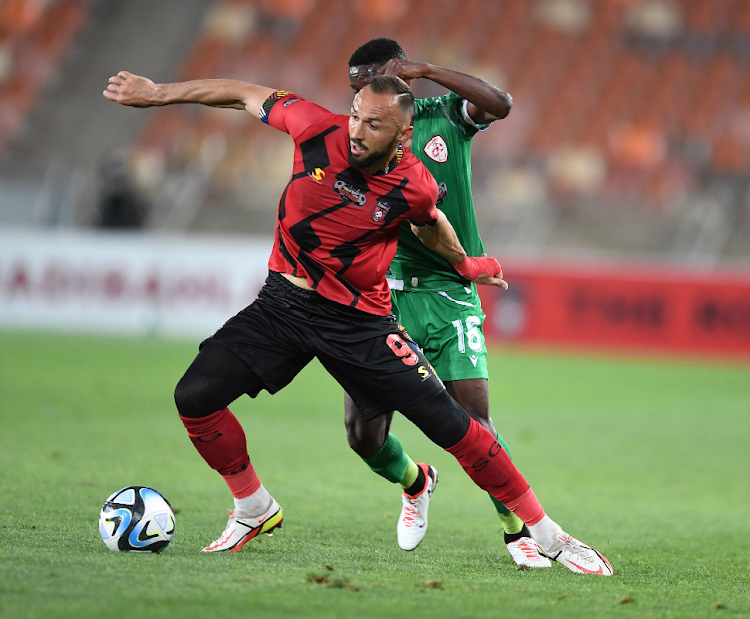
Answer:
[{"left": 478, "top": 263, "right": 750, "bottom": 357}]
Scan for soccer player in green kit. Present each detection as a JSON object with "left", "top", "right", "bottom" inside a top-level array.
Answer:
[{"left": 344, "top": 38, "right": 550, "bottom": 568}]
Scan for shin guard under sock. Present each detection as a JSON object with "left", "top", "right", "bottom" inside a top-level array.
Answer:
[
  {"left": 180, "top": 408, "right": 260, "bottom": 498},
  {"left": 488, "top": 431, "right": 514, "bottom": 515},
  {"left": 445, "top": 418, "right": 530, "bottom": 508},
  {"left": 488, "top": 431, "right": 525, "bottom": 534}
]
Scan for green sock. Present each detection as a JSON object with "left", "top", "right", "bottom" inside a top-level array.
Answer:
[
  {"left": 497, "top": 505, "right": 524, "bottom": 535},
  {"left": 400, "top": 458, "right": 419, "bottom": 489},
  {"left": 362, "top": 433, "right": 410, "bottom": 484},
  {"left": 488, "top": 430, "right": 524, "bottom": 535}
]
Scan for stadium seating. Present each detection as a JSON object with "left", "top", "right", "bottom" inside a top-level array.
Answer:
[
  {"left": 1, "top": 0, "right": 748, "bottom": 252},
  {"left": 125, "top": 0, "right": 750, "bottom": 222},
  {"left": 0, "top": 0, "right": 88, "bottom": 157}
]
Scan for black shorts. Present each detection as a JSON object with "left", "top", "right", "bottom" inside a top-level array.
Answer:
[{"left": 202, "top": 271, "right": 445, "bottom": 420}]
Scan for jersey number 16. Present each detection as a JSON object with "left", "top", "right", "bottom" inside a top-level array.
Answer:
[{"left": 452, "top": 316, "right": 483, "bottom": 354}]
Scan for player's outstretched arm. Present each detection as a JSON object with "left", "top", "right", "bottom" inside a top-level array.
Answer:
[
  {"left": 103, "top": 71, "right": 275, "bottom": 115},
  {"left": 412, "top": 210, "right": 508, "bottom": 289},
  {"left": 379, "top": 59, "right": 511, "bottom": 124}
]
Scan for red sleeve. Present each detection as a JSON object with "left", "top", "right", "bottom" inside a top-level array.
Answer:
[
  {"left": 409, "top": 173, "right": 439, "bottom": 227},
  {"left": 259, "top": 91, "right": 337, "bottom": 141}
]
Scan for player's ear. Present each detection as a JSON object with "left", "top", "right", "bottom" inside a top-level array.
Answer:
[{"left": 397, "top": 124, "right": 413, "bottom": 144}]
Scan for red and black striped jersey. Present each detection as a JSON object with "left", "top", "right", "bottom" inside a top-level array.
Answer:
[{"left": 261, "top": 92, "right": 439, "bottom": 315}]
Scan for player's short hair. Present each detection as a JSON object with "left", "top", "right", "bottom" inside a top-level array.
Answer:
[
  {"left": 348, "top": 38, "right": 406, "bottom": 68},
  {"left": 365, "top": 75, "right": 415, "bottom": 125}
]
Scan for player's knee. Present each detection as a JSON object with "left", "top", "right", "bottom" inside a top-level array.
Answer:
[
  {"left": 459, "top": 401, "right": 495, "bottom": 436},
  {"left": 174, "top": 374, "right": 213, "bottom": 418},
  {"left": 447, "top": 382, "right": 490, "bottom": 424},
  {"left": 344, "top": 394, "right": 385, "bottom": 457},
  {"left": 346, "top": 425, "right": 366, "bottom": 454},
  {"left": 345, "top": 419, "right": 382, "bottom": 457},
  {"left": 401, "top": 391, "right": 471, "bottom": 449},
  {"left": 466, "top": 410, "right": 494, "bottom": 434}
]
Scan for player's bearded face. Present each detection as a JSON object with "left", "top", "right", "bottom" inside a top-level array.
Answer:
[
  {"left": 348, "top": 131, "right": 400, "bottom": 170},
  {"left": 348, "top": 90, "right": 406, "bottom": 171}
]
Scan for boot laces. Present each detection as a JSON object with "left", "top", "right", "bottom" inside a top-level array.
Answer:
[
  {"left": 402, "top": 500, "right": 420, "bottom": 527},
  {"left": 517, "top": 537, "right": 540, "bottom": 559},
  {"left": 558, "top": 534, "right": 593, "bottom": 561}
]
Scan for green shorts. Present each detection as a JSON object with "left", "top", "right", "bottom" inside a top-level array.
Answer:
[{"left": 391, "top": 286, "right": 488, "bottom": 382}]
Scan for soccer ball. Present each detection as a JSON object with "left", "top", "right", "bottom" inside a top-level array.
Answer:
[{"left": 99, "top": 486, "right": 175, "bottom": 553}]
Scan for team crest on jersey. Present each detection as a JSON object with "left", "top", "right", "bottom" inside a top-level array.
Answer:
[
  {"left": 424, "top": 135, "right": 448, "bottom": 163},
  {"left": 333, "top": 180, "right": 367, "bottom": 206},
  {"left": 371, "top": 201, "right": 391, "bottom": 223}
]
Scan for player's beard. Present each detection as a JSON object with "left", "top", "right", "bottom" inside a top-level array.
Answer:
[{"left": 348, "top": 134, "right": 400, "bottom": 171}]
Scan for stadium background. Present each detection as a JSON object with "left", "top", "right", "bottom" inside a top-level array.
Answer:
[
  {"left": 0, "top": 0, "right": 749, "bottom": 356},
  {"left": 1, "top": 2, "right": 750, "bottom": 618}
]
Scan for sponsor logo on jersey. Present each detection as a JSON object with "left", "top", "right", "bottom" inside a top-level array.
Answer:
[
  {"left": 371, "top": 201, "right": 391, "bottom": 223},
  {"left": 282, "top": 96, "right": 303, "bottom": 107},
  {"left": 309, "top": 168, "right": 325, "bottom": 182},
  {"left": 424, "top": 135, "right": 448, "bottom": 163},
  {"left": 418, "top": 366, "right": 430, "bottom": 381},
  {"left": 333, "top": 180, "right": 367, "bottom": 206}
]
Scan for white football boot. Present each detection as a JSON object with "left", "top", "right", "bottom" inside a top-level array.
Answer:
[
  {"left": 506, "top": 536, "right": 552, "bottom": 568},
  {"left": 397, "top": 464, "right": 438, "bottom": 551},
  {"left": 202, "top": 497, "right": 283, "bottom": 552},
  {"left": 532, "top": 516, "right": 613, "bottom": 575},
  {"left": 530, "top": 515, "right": 613, "bottom": 575},
  {"left": 543, "top": 531, "right": 613, "bottom": 575}
]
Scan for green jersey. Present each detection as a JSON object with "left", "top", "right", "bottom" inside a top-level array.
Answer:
[{"left": 388, "top": 91, "right": 487, "bottom": 292}]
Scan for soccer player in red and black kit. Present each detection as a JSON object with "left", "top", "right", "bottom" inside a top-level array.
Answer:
[{"left": 104, "top": 70, "right": 612, "bottom": 575}]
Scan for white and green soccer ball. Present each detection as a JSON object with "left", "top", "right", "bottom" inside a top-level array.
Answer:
[{"left": 99, "top": 486, "right": 175, "bottom": 553}]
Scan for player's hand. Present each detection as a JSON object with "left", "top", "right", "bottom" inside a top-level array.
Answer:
[
  {"left": 103, "top": 71, "right": 161, "bottom": 107},
  {"left": 454, "top": 256, "right": 508, "bottom": 290},
  {"left": 379, "top": 59, "right": 430, "bottom": 81},
  {"left": 474, "top": 272, "right": 508, "bottom": 289}
]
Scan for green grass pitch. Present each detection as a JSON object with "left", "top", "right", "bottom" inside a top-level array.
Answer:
[{"left": 1, "top": 331, "right": 748, "bottom": 618}]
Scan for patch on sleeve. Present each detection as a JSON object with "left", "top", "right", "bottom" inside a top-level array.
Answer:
[{"left": 259, "top": 90, "right": 294, "bottom": 123}]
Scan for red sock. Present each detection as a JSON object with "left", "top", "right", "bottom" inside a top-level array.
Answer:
[
  {"left": 180, "top": 408, "right": 261, "bottom": 499},
  {"left": 445, "top": 418, "right": 531, "bottom": 506},
  {"left": 505, "top": 487, "right": 545, "bottom": 526}
]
